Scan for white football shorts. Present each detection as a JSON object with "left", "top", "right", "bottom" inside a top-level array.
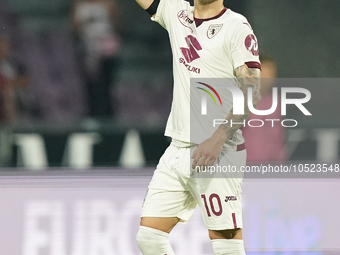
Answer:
[{"left": 141, "top": 140, "right": 246, "bottom": 230}]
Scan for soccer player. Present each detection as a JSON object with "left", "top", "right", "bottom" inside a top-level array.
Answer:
[{"left": 134, "top": 0, "right": 261, "bottom": 254}]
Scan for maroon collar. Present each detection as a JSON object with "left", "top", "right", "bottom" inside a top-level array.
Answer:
[{"left": 194, "top": 8, "right": 227, "bottom": 27}]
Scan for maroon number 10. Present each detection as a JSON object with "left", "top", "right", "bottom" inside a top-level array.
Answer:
[{"left": 201, "top": 194, "right": 223, "bottom": 217}]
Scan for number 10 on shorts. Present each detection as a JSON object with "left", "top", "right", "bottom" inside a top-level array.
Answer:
[{"left": 201, "top": 194, "right": 223, "bottom": 217}]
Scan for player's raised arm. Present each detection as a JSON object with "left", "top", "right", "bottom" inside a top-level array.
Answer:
[{"left": 134, "top": 0, "right": 168, "bottom": 29}]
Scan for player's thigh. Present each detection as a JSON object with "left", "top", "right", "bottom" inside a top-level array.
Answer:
[
  {"left": 140, "top": 217, "right": 180, "bottom": 233},
  {"left": 141, "top": 144, "right": 197, "bottom": 226},
  {"left": 188, "top": 150, "right": 246, "bottom": 231}
]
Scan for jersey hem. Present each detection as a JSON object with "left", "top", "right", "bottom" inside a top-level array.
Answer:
[{"left": 165, "top": 129, "right": 245, "bottom": 152}]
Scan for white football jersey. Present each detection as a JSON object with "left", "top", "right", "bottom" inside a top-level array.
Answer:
[{"left": 152, "top": 0, "right": 260, "bottom": 146}]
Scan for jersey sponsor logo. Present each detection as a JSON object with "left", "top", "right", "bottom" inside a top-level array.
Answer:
[
  {"left": 180, "top": 35, "right": 202, "bottom": 63},
  {"left": 177, "top": 10, "right": 194, "bottom": 32},
  {"left": 245, "top": 34, "right": 259, "bottom": 56},
  {"left": 179, "top": 58, "right": 200, "bottom": 74},
  {"left": 225, "top": 196, "right": 237, "bottom": 202},
  {"left": 207, "top": 24, "right": 223, "bottom": 39}
]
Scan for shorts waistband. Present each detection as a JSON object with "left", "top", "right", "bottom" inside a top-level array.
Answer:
[{"left": 171, "top": 139, "right": 246, "bottom": 151}]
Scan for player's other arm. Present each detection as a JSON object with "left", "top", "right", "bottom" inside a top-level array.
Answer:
[
  {"left": 135, "top": 0, "right": 158, "bottom": 17},
  {"left": 191, "top": 65, "right": 261, "bottom": 169},
  {"left": 217, "top": 64, "right": 261, "bottom": 140}
]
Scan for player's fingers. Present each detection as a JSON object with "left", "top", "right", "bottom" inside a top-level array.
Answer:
[
  {"left": 193, "top": 153, "right": 206, "bottom": 169},
  {"left": 203, "top": 157, "right": 212, "bottom": 167},
  {"left": 191, "top": 154, "right": 201, "bottom": 169},
  {"left": 196, "top": 155, "right": 207, "bottom": 168},
  {"left": 191, "top": 147, "right": 204, "bottom": 168},
  {"left": 209, "top": 159, "right": 216, "bottom": 167},
  {"left": 209, "top": 155, "right": 218, "bottom": 166},
  {"left": 196, "top": 157, "right": 213, "bottom": 172},
  {"left": 191, "top": 150, "right": 197, "bottom": 159},
  {"left": 207, "top": 157, "right": 217, "bottom": 168},
  {"left": 191, "top": 146, "right": 199, "bottom": 159}
]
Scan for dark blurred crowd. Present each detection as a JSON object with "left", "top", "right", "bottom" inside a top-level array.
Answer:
[
  {"left": 0, "top": 35, "right": 38, "bottom": 125},
  {"left": 71, "top": 0, "right": 122, "bottom": 118},
  {"left": 0, "top": 0, "right": 122, "bottom": 125}
]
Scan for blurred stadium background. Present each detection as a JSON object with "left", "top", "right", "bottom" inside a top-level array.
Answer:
[{"left": 0, "top": 0, "right": 339, "bottom": 254}]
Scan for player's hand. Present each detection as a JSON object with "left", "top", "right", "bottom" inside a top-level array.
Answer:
[{"left": 191, "top": 129, "right": 227, "bottom": 170}]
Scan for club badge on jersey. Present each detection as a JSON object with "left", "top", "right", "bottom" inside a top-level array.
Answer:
[{"left": 207, "top": 24, "right": 223, "bottom": 39}]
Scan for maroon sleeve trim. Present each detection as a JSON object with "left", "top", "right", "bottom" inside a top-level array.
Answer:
[
  {"left": 236, "top": 143, "right": 246, "bottom": 151},
  {"left": 245, "top": 61, "right": 261, "bottom": 70}
]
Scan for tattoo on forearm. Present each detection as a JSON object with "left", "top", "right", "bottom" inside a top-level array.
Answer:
[{"left": 219, "top": 64, "right": 261, "bottom": 139}]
